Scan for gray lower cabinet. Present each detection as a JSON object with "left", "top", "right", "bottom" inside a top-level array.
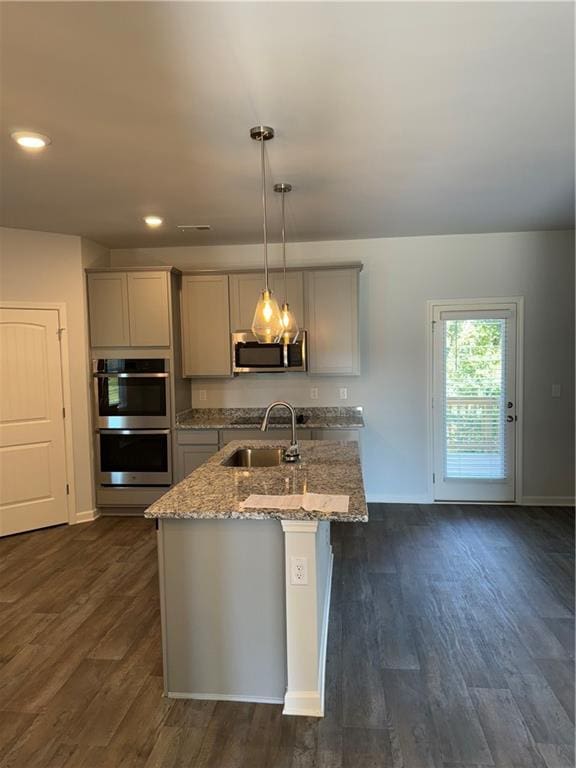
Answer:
[
  {"left": 311, "top": 429, "right": 359, "bottom": 441},
  {"left": 175, "top": 430, "right": 219, "bottom": 482},
  {"left": 177, "top": 446, "right": 218, "bottom": 481},
  {"left": 181, "top": 275, "right": 231, "bottom": 377}
]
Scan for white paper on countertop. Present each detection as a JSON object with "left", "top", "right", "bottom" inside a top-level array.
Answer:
[{"left": 239, "top": 492, "right": 349, "bottom": 514}]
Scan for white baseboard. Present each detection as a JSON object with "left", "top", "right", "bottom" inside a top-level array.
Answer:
[
  {"left": 73, "top": 508, "right": 100, "bottom": 525},
  {"left": 367, "top": 495, "right": 575, "bottom": 508},
  {"left": 283, "top": 690, "right": 324, "bottom": 717},
  {"left": 166, "top": 691, "right": 284, "bottom": 705},
  {"left": 283, "top": 549, "right": 334, "bottom": 718},
  {"left": 521, "top": 496, "right": 575, "bottom": 507}
]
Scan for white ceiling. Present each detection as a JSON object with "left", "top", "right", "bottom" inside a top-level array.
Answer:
[{"left": 1, "top": 2, "right": 573, "bottom": 248}]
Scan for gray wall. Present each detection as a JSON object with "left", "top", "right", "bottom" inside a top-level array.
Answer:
[{"left": 113, "top": 230, "right": 575, "bottom": 503}]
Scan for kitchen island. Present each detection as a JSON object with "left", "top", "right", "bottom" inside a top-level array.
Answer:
[{"left": 145, "top": 439, "right": 367, "bottom": 717}]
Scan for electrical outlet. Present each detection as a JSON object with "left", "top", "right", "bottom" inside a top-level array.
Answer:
[
  {"left": 198, "top": 389, "right": 207, "bottom": 402},
  {"left": 290, "top": 556, "right": 308, "bottom": 585},
  {"left": 310, "top": 387, "right": 319, "bottom": 400},
  {"left": 339, "top": 387, "right": 348, "bottom": 400}
]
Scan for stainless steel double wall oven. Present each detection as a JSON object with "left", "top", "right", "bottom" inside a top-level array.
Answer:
[{"left": 93, "top": 358, "right": 172, "bottom": 487}]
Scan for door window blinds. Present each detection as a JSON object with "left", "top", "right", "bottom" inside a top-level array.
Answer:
[{"left": 442, "top": 315, "right": 509, "bottom": 480}]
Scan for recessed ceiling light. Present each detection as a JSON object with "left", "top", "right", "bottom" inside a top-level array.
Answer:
[
  {"left": 144, "top": 215, "right": 164, "bottom": 228},
  {"left": 177, "top": 224, "right": 212, "bottom": 231},
  {"left": 11, "top": 131, "right": 51, "bottom": 150}
]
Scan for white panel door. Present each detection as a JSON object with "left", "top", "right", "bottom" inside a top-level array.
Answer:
[
  {"left": 432, "top": 303, "right": 517, "bottom": 502},
  {"left": 0, "top": 308, "right": 68, "bottom": 535}
]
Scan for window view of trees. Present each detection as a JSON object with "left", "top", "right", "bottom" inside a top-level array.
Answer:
[
  {"left": 445, "top": 319, "right": 504, "bottom": 398},
  {"left": 444, "top": 318, "right": 505, "bottom": 478}
]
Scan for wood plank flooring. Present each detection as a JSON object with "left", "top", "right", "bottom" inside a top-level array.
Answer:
[{"left": 0, "top": 504, "right": 573, "bottom": 767}]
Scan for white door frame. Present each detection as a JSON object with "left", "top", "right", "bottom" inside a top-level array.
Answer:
[
  {"left": 426, "top": 297, "right": 524, "bottom": 505},
  {"left": 0, "top": 301, "right": 77, "bottom": 525}
]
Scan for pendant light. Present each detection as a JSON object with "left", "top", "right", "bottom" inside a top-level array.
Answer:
[
  {"left": 274, "top": 182, "right": 299, "bottom": 343},
  {"left": 250, "top": 126, "right": 283, "bottom": 343}
]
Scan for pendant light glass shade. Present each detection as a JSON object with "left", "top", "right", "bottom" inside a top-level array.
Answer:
[
  {"left": 280, "top": 302, "right": 299, "bottom": 344},
  {"left": 252, "top": 289, "right": 283, "bottom": 343},
  {"left": 274, "top": 182, "right": 299, "bottom": 343},
  {"left": 250, "top": 125, "right": 283, "bottom": 343}
]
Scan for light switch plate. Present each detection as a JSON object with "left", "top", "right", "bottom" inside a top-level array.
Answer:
[
  {"left": 310, "top": 387, "right": 319, "bottom": 400},
  {"left": 552, "top": 384, "right": 562, "bottom": 398},
  {"left": 198, "top": 389, "right": 207, "bottom": 402},
  {"left": 339, "top": 387, "right": 348, "bottom": 400}
]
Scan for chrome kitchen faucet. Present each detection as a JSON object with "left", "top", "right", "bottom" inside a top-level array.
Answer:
[{"left": 260, "top": 401, "right": 300, "bottom": 462}]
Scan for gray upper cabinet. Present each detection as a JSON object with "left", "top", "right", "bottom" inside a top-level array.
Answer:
[
  {"left": 270, "top": 272, "right": 305, "bottom": 330},
  {"left": 87, "top": 270, "right": 171, "bottom": 348},
  {"left": 229, "top": 271, "right": 304, "bottom": 332},
  {"left": 305, "top": 268, "right": 360, "bottom": 375},
  {"left": 87, "top": 272, "right": 130, "bottom": 347},
  {"left": 127, "top": 272, "right": 170, "bottom": 347},
  {"left": 229, "top": 273, "right": 262, "bottom": 331},
  {"left": 181, "top": 275, "right": 231, "bottom": 377}
]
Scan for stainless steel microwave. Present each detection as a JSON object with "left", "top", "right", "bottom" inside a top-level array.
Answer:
[{"left": 232, "top": 331, "right": 307, "bottom": 374}]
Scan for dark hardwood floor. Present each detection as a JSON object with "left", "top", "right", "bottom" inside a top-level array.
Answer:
[{"left": 0, "top": 504, "right": 573, "bottom": 767}]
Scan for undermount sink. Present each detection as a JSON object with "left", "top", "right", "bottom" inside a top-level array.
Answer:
[{"left": 222, "top": 447, "right": 285, "bottom": 468}]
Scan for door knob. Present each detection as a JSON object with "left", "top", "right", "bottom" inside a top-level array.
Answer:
[
  {"left": 507, "top": 401, "right": 514, "bottom": 409},
  {"left": 506, "top": 415, "right": 514, "bottom": 422}
]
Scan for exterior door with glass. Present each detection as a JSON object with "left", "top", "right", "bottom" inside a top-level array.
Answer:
[{"left": 432, "top": 302, "right": 518, "bottom": 502}]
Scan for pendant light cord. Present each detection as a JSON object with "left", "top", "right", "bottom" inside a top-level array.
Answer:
[
  {"left": 260, "top": 138, "right": 269, "bottom": 291},
  {"left": 281, "top": 190, "right": 287, "bottom": 303}
]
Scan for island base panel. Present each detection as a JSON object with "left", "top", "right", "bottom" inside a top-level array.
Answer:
[{"left": 158, "top": 518, "right": 287, "bottom": 702}]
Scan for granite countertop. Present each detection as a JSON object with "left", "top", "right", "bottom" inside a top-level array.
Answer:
[
  {"left": 175, "top": 406, "right": 364, "bottom": 431},
  {"left": 145, "top": 439, "right": 368, "bottom": 523}
]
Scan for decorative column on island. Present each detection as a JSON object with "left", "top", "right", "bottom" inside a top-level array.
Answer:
[{"left": 281, "top": 519, "right": 333, "bottom": 716}]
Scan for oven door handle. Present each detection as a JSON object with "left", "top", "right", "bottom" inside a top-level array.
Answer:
[
  {"left": 93, "top": 373, "right": 169, "bottom": 379},
  {"left": 98, "top": 429, "right": 171, "bottom": 435}
]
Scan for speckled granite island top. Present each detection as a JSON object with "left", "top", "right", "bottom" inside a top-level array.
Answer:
[
  {"left": 176, "top": 406, "right": 364, "bottom": 431},
  {"left": 145, "top": 440, "right": 368, "bottom": 523}
]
